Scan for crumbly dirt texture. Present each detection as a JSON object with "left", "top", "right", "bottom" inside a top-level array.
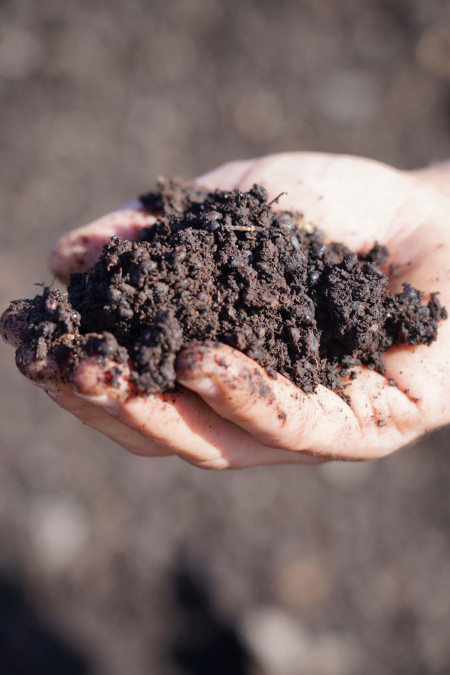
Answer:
[{"left": 3, "top": 179, "right": 447, "bottom": 397}]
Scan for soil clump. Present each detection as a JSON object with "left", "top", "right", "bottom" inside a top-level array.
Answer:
[{"left": 2, "top": 179, "right": 447, "bottom": 398}]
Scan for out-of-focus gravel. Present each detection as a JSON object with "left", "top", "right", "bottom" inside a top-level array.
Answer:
[{"left": 1, "top": 1, "right": 450, "bottom": 673}]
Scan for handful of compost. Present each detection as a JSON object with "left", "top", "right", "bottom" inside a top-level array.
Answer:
[{"left": 1, "top": 178, "right": 446, "bottom": 403}]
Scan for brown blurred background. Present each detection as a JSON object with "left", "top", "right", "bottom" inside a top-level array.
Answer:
[{"left": 1, "top": 1, "right": 450, "bottom": 673}]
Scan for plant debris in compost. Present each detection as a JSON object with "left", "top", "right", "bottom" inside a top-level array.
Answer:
[{"left": 2, "top": 179, "right": 447, "bottom": 400}]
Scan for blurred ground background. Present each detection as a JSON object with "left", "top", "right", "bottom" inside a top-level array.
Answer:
[{"left": 1, "top": 0, "right": 450, "bottom": 673}]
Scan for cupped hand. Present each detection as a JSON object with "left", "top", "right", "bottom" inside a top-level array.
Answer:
[{"left": 3, "top": 153, "right": 450, "bottom": 469}]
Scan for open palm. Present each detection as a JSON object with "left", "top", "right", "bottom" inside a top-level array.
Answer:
[{"left": 4, "top": 153, "right": 450, "bottom": 468}]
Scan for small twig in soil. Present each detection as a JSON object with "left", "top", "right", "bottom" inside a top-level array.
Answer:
[
  {"left": 268, "top": 191, "right": 287, "bottom": 206},
  {"left": 228, "top": 225, "right": 259, "bottom": 232}
]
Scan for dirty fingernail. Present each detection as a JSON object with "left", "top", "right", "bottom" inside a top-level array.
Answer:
[
  {"left": 189, "top": 377, "right": 219, "bottom": 398},
  {"left": 45, "top": 386, "right": 62, "bottom": 398},
  {"left": 175, "top": 345, "right": 207, "bottom": 379},
  {"left": 73, "top": 391, "right": 111, "bottom": 406}
]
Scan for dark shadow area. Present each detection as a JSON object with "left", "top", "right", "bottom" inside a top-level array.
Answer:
[
  {"left": 0, "top": 576, "right": 92, "bottom": 675},
  {"left": 169, "top": 554, "right": 253, "bottom": 675}
]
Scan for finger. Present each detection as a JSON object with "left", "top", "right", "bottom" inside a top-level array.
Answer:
[
  {"left": 15, "top": 345, "right": 63, "bottom": 383},
  {"left": 176, "top": 343, "right": 424, "bottom": 460},
  {"left": 1, "top": 302, "right": 67, "bottom": 383},
  {"left": 0, "top": 300, "right": 70, "bottom": 382},
  {"left": 50, "top": 201, "right": 156, "bottom": 283},
  {"left": 70, "top": 358, "right": 325, "bottom": 469},
  {"left": 341, "top": 366, "right": 424, "bottom": 456},
  {"left": 0, "top": 299, "right": 34, "bottom": 347},
  {"left": 381, "top": 328, "right": 450, "bottom": 430},
  {"left": 8, "top": 338, "right": 172, "bottom": 457},
  {"left": 41, "top": 381, "right": 173, "bottom": 458}
]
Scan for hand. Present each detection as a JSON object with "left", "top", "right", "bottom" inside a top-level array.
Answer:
[{"left": 2, "top": 153, "right": 450, "bottom": 469}]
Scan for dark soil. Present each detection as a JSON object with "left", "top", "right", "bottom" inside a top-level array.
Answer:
[{"left": 3, "top": 179, "right": 447, "bottom": 398}]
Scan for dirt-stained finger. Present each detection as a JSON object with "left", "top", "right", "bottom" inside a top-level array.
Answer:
[
  {"left": 41, "top": 380, "right": 173, "bottom": 457},
  {"left": 0, "top": 299, "right": 34, "bottom": 347},
  {"left": 70, "top": 358, "right": 325, "bottom": 469}
]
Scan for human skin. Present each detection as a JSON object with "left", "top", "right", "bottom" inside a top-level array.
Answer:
[{"left": 1, "top": 153, "right": 450, "bottom": 469}]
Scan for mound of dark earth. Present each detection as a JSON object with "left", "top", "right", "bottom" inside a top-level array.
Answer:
[{"left": 1, "top": 179, "right": 446, "bottom": 398}]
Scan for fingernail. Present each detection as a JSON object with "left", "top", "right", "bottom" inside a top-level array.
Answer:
[
  {"left": 73, "top": 391, "right": 111, "bottom": 406},
  {"left": 54, "top": 235, "right": 88, "bottom": 260},
  {"left": 104, "top": 405, "right": 119, "bottom": 416},
  {"left": 175, "top": 345, "right": 207, "bottom": 379},
  {"left": 180, "top": 376, "right": 219, "bottom": 398},
  {"left": 46, "top": 388, "right": 61, "bottom": 398}
]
